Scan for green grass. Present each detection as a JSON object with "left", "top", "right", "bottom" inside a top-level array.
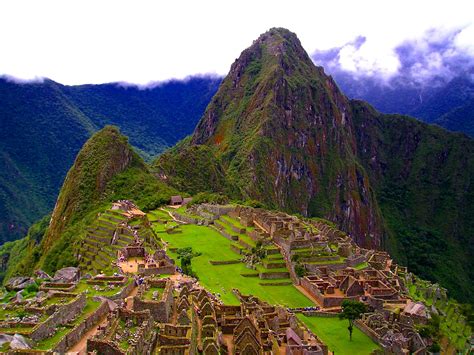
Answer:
[
  {"left": 158, "top": 224, "right": 312, "bottom": 307},
  {"left": 220, "top": 215, "right": 247, "bottom": 230},
  {"left": 35, "top": 326, "right": 70, "bottom": 350},
  {"left": 297, "top": 314, "right": 381, "bottom": 355},
  {"left": 143, "top": 287, "right": 163, "bottom": 301},
  {"left": 354, "top": 262, "right": 369, "bottom": 270}
]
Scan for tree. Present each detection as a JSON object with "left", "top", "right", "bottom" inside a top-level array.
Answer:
[
  {"left": 339, "top": 300, "right": 367, "bottom": 341},
  {"left": 176, "top": 247, "right": 201, "bottom": 278}
]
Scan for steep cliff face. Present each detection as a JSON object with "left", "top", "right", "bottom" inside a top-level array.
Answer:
[
  {"left": 168, "top": 28, "right": 384, "bottom": 248},
  {"left": 352, "top": 101, "right": 474, "bottom": 301}
]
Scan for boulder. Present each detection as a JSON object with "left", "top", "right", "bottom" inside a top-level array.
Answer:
[
  {"left": 10, "top": 334, "right": 31, "bottom": 349},
  {"left": 34, "top": 270, "right": 51, "bottom": 280},
  {"left": 5, "top": 277, "right": 35, "bottom": 291},
  {"left": 11, "top": 291, "right": 23, "bottom": 303},
  {"left": 53, "top": 267, "right": 80, "bottom": 283}
]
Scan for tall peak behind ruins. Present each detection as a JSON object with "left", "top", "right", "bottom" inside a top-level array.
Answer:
[{"left": 181, "top": 28, "right": 385, "bottom": 248}]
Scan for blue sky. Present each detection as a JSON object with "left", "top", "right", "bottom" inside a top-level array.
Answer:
[{"left": 0, "top": 0, "right": 472, "bottom": 85}]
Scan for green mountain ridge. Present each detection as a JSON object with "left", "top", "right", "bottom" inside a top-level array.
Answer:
[
  {"left": 0, "top": 76, "right": 220, "bottom": 243},
  {"left": 0, "top": 126, "right": 179, "bottom": 279}
]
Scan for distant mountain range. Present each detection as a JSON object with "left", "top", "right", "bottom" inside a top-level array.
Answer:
[
  {"left": 316, "top": 69, "right": 474, "bottom": 138},
  {"left": 0, "top": 76, "right": 220, "bottom": 243}
]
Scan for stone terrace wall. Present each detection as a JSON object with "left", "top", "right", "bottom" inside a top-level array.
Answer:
[
  {"left": 201, "top": 204, "right": 235, "bottom": 217},
  {"left": 53, "top": 300, "right": 110, "bottom": 353},
  {"left": 30, "top": 293, "right": 87, "bottom": 341},
  {"left": 354, "top": 319, "right": 387, "bottom": 351},
  {"left": 87, "top": 339, "right": 123, "bottom": 355},
  {"left": 138, "top": 265, "right": 176, "bottom": 276},
  {"left": 133, "top": 281, "right": 174, "bottom": 322},
  {"left": 259, "top": 271, "right": 290, "bottom": 279},
  {"left": 108, "top": 280, "right": 136, "bottom": 301},
  {"left": 171, "top": 212, "right": 199, "bottom": 225}
]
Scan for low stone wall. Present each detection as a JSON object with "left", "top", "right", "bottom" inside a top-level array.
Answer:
[
  {"left": 209, "top": 260, "right": 240, "bottom": 265},
  {"left": 200, "top": 204, "right": 235, "bottom": 217},
  {"left": 263, "top": 261, "right": 286, "bottom": 269},
  {"left": 215, "top": 227, "right": 237, "bottom": 241},
  {"left": 258, "top": 271, "right": 290, "bottom": 279},
  {"left": 260, "top": 281, "right": 292, "bottom": 286},
  {"left": 305, "top": 262, "right": 348, "bottom": 273},
  {"left": 172, "top": 212, "right": 199, "bottom": 225},
  {"left": 354, "top": 319, "right": 387, "bottom": 350},
  {"left": 87, "top": 339, "right": 123, "bottom": 355},
  {"left": 231, "top": 225, "right": 245, "bottom": 234},
  {"left": 301, "top": 255, "right": 340, "bottom": 263},
  {"left": 40, "top": 282, "right": 76, "bottom": 292},
  {"left": 108, "top": 280, "right": 136, "bottom": 301},
  {"left": 230, "top": 244, "right": 244, "bottom": 255},
  {"left": 30, "top": 293, "right": 87, "bottom": 342},
  {"left": 238, "top": 239, "right": 253, "bottom": 250},
  {"left": 346, "top": 254, "right": 367, "bottom": 267},
  {"left": 240, "top": 272, "right": 259, "bottom": 277},
  {"left": 301, "top": 311, "right": 338, "bottom": 317},
  {"left": 138, "top": 265, "right": 176, "bottom": 276},
  {"left": 53, "top": 300, "right": 110, "bottom": 353}
]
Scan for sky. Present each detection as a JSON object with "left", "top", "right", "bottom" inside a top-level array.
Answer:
[{"left": 0, "top": 0, "right": 472, "bottom": 85}]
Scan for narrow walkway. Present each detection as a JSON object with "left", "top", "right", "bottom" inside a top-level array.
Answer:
[
  {"left": 67, "top": 314, "right": 108, "bottom": 354},
  {"left": 159, "top": 207, "right": 188, "bottom": 224},
  {"left": 125, "top": 286, "right": 138, "bottom": 310}
]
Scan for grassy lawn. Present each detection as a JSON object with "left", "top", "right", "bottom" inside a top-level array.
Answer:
[
  {"left": 297, "top": 314, "right": 381, "bottom": 355},
  {"left": 158, "top": 224, "right": 313, "bottom": 307}
]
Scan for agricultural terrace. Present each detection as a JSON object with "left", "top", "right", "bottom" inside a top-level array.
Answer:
[{"left": 150, "top": 213, "right": 313, "bottom": 307}]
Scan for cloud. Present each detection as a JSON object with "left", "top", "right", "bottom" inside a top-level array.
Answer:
[
  {"left": 0, "top": 75, "right": 45, "bottom": 84},
  {"left": 312, "top": 26, "right": 474, "bottom": 87}
]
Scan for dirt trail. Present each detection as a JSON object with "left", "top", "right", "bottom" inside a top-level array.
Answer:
[{"left": 67, "top": 314, "right": 108, "bottom": 354}]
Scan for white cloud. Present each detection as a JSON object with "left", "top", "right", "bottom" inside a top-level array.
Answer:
[{"left": 0, "top": 0, "right": 472, "bottom": 84}]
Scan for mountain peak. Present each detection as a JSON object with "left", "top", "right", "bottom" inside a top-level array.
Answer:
[{"left": 41, "top": 125, "right": 143, "bottom": 252}]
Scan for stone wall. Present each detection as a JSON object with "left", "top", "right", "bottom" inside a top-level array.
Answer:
[
  {"left": 259, "top": 271, "right": 290, "bottom": 279},
  {"left": 108, "top": 280, "right": 136, "bottom": 301},
  {"left": 53, "top": 300, "right": 110, "bottom": 353},
  {"left": 87, "top": 339, "right": 123, "bottom": 355},
  {"left": 133, "top": 281, "right": 174, "bottom": 322},
  {"left": 354, "top": 319, "right": 387, "bottom": 350},
  {"left": 209, "top": 260, "right": 240, "bottom": 265},
  {"left": 216, "top": 228, "right": 237, "bottom": 242},
  {"left": 200, "top": 204, "right": 235, "bottom": 217},
  {"left": 172, "top": 212, "right": 199, "bottom": 225},
  {"left": 138, "top": 265, "right": 176, "bottom": 276},
  {"left": 300, "top": 278, "right": 361, "bottom": 308},
  {"left": 30, "top": 293, "right": 87, "bottom": 341}
]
